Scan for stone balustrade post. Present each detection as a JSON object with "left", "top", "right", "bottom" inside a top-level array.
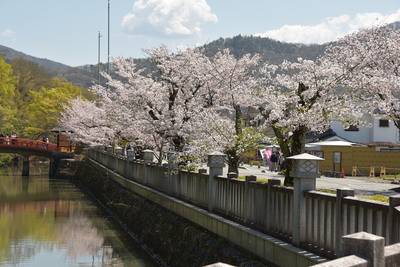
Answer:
[
  {"left": 388, "top": 195, "right": 400, "bottom": 244},
  {"left": 167, "top": 151, "right": 179, "bottom": 195},
  {"left": 114, "top": 146, "right": 123, "bottom": 173},
  {"left": 142, "top": 150, "right": 154, "bottom": 185},
  {"left": 127, "top": 149, "right": 135, "bottom": 161},
  {"left": 115, "top": 146, "right": 123, "bottom": 156},
  {"left": 244, "top": 175, "right": 257, "bottom": 222},
  {"left": 341, "top": 232, "right": 385, "bottom": 267},
  {"left": 105, "top": 146, "right": 114, "bottom": 170},
  {"left": 106, "top": 145, "right": 113, "bottom": 154},
  {"left": 288, "top": 153, "right": 324, "bottom": 247},
  {"left": 266, "top": 179, "right": 281, "bottom": 229},
  {"left": 207, "top": 152, "right": 226, "bottom": 212},
  {"left": 101, "top": 148, "right": 107, "bottom": 166},
  {"left": 225, "top": 172, "right": 237, "bottom": 215},
  {"left": 335, "top": 188, "right": 355, "bottom": 255}
]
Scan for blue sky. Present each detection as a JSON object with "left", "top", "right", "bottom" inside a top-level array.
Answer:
[{"left": 1, "top": 0, "right": 399, "bottom": 67}]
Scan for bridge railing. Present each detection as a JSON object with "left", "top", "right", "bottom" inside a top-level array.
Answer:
[{"left": 0, "top": 137, "right": 58, "bottom": 152}]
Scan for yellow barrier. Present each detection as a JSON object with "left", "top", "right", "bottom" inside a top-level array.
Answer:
[
  {"left": 380, "top": 167, "right": 386, "bottom": 178},
  {"left": 369, "top": 167, "right": 375, "bottom": 177},
  {"left": 352, "top": 166, "right": 357, "bottom": 177}
]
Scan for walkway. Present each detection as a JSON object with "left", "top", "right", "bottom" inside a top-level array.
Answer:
[{"left": 231, "top": 164, "right": 400, "bottom": 197}]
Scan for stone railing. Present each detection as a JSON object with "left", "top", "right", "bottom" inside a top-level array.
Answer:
[
  {"left": 87, "top": 147, "right": 400, "bottom": 265},
  {"left": 314, "top": 231, "right": 400, "bottom": 267}
]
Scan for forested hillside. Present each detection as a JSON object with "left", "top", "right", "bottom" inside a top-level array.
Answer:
[
  {"left": 3, "top": 21, "right": 400, "bottom": 88},
  {"left": 0, "top": 57, "right": 95, "bottom": 141},
  {"left": 202, "top": 35, "right": 327, "bottom": 63},
  {"left": 1, "top": 35, "right": 328, "bottom": 88},
  {"left": 0, "top": 45, "right": 70, "bottom": 71}
]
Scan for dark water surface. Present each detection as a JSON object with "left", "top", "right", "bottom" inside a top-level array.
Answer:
[{"left": 0, "top": 163, "right": 159, "bottom": 267}]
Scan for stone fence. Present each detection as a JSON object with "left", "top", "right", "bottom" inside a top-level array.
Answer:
[
  {"left": 87, "top": 147, "right": 400, "bottom": 266},
  {"left": 314, "top": 232, "right": 400, "bottom": 267}
]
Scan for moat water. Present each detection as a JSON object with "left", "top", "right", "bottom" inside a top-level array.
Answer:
[{"left": 0, "top": 163, "right": 159, "bottom": 267}]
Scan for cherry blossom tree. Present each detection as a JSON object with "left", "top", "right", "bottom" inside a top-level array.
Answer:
[
  {"left": 60, "top": 46, "right": 265, "bottom": 172},
  {"left": 59, "top": 24, "right": 400, "bottom": 183},
  {"left": 197, "top": 49, "right": 263, "bottom": 173},
  {"left": 109, "top": 46, "right": 215, "bottom": 158},
  {"left": 257, "top": 54, "right": 363, "bottom": 185},
  {"left": 257, "top": 24, "right": 400, "bottom": 185},
  {"left": 59, "top": 97, "right": 117, "bottom": 145},
  {"left": 61, "top": 46, "right": 219, "bottom": 163},
  {"left": 324, "top": 25, "right": 400, "bottom": 129}
]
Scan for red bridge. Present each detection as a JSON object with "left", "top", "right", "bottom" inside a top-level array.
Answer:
[
  {"left": 0, "top": 137, "right": 75, "bottom": 176},
  {"left": 0, "top": 137, "right": 58, "bottom": 152}
]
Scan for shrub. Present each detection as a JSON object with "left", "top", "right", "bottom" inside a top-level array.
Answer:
[{"left": 0, "top": 154, "right": 13, "bottom": 166}]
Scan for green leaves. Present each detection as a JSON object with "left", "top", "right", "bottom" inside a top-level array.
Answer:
[
  {"left": 25, "top": 79, "right": 83, "bottom": 137},
  {"left": 0, "top": 58, "right": 18, "bottom": 134},
  {"left": 0, "top": 57, "right": 89, "bottom": 139}
]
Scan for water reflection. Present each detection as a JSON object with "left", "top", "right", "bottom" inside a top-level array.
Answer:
[{"left": 0, "top": 164, "right": 158, "bottom": 267}]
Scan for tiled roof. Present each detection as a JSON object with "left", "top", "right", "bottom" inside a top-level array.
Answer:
[{"left": 359, "top": 142, "right": 400, "bottom": 147}]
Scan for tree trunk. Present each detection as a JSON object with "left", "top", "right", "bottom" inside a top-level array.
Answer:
[
  {"left": 272, "top": 125, "right": 307, "bottom": 186},
  {"left": 172, "top": 135, "right": 185, "bottom": 152},
  {"left": 224, "top": 104, "right": 243, "bottom": 174},
  {"left": 226, "top": 148, "right": 239, "bottom": 174},
  {"left": 232, "top": 104, "right": 243, "bottom": 174},
  {"left": 285, "top": 125, "right": 307, "bottom": 185},
  {"left": 271, "top": 127, "right": 291, "bottom": 185}
]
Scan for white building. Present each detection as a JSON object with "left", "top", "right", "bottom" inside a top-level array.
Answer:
[{"left": 330, "top": 113, "right": 399, "bottom": 144}]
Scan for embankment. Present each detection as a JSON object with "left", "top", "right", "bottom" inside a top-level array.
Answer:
[{"left": 60, "top": 156, "right": 273, "bottom": 267}]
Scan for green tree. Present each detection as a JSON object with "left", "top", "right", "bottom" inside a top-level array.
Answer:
[
  {"left": 24, "top": 79, "right": 83, "bottom": 139},
  {"left": 11, "top": 58, "right": 54, "bottom": 135},
  {"left": 0, "top": 57, "right": 18, "bottom": 134}
]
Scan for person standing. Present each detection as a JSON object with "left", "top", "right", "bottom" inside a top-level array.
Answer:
[
  {"left": 10, "top": 132, "right": 18, "bottom": 145},
  {"left": 270, "top": 152, "right": 279, "bottom": 172}
]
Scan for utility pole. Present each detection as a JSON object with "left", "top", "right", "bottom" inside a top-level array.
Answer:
[
  {"left": 107, "top": 0, "right": 110, "bottom": 76},
  {"left": 98, "top": 31, "right": 102, "bottom": 85}
]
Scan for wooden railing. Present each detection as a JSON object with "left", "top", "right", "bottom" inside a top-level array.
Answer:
[{"left": 0, "top": 137, "right": 75, "bottom": 152}]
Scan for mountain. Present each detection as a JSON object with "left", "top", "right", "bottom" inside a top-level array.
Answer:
[
  {"left": 2, "top": 36, "right": 329, "bottom": 88},
  {"left": 0, "top": 45, "right": 99, "bottom": 88},
  {"left": 0, "top": 45, "right": 70, "bottom": 71},
  {"left": 202, "top": 34, "right": 328, "bottom": 64},
  {"left": 2, "top": 21, "right": 399, "bottom": 88}
]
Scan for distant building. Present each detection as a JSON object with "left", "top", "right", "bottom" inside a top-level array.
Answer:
[
  {"left": 306, "top": 111, "right": 399, "bottom": 145},
  {"left": 330, "top": 111, "right": 399, "bottom": 145},
  {"left": 306, "top": 111, "right": 400, "bottom": 176}
]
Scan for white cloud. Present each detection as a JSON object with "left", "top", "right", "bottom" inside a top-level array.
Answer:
[
  {"left": 1, "top": 28, "right": 16, "bottom": 38},
  {"left": 122, "top": 0, "right": 218, "bottom": 38},
  {"left": 256, "top": 9, "right": 400, "bottom": 44}
]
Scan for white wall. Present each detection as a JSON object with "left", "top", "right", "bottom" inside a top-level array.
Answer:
[
  {"left": 331, "top": 115, "right": 399, "bottom": 144},
  {"left": 372, "top": 118, "right": 398, "bottom": 143}
]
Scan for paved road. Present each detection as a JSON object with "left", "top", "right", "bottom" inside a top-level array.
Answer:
[{"left": 225, "top": 165, "right": 400, "bottom": 197}]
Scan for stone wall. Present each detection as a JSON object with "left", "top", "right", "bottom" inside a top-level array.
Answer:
[{"left": 63, "top": 156, "right": 272, "bottom": 267}]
